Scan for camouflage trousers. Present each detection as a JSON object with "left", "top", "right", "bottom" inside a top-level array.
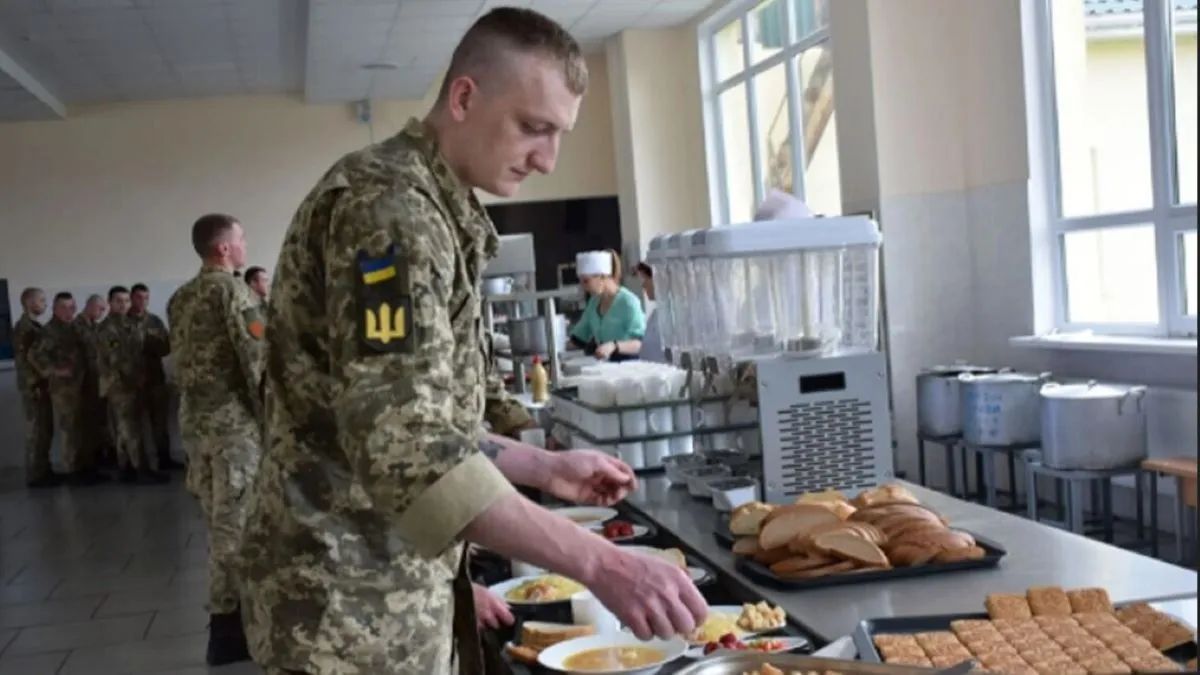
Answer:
[
  {"left": 146, "top": 383, "right": 171, "bottom": 461},
  {"left": 21, "top": 389, "right": 53, "bottom": 482},
  {"left": 108, "top": 388, "right": 152, "bottom": 471},
  {"left": 81, "top": 377, "right": 111, "bottom": 466},
  {"left": 49, "top": 383, "right": 86, "bottom": 473},
  {"left": 186, "top": 434, "right": 259, "bottom": 614}
]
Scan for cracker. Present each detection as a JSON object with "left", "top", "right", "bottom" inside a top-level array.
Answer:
[
  {"left": 930, "top": 654, "right": 972, "bottom": 668},
  {"left": 915, "top": 630, "right": 960, "bottom": 646},
  {"left": 1028, "top": 586, "right": 1073, "bottom": 617},
  {"left": 923, "top": 642, "right": 972, "bottom": 658},
  {"left": 873, "top": 633, "right": 919, "bottom": 648},
  {"left": 1067, "top": 588, "right": 1114, "bottom": 614},
  {"left": 988, "top": 593, "right": 1035, "bottom": 620},
  {"left": 883, "top": 654, "right": 932, "bottom": 667},
  {"left": 878, "top": 644, "right": 926, "bottom": 660}
]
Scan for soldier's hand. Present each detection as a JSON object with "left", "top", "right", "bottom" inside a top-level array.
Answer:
[
  {"left": 544, "top": 450, "right": 636, "bottom": 507},
  {"left": 471, "top": 582, "right": 514, "bottom": 631},
  {"left": 590, "top": 548, "right": 707, "bottom": 641}
]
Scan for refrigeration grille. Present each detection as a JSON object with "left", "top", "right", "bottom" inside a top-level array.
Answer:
[{"left": 774, "top": 397, "right": 877, "bottom": 495}]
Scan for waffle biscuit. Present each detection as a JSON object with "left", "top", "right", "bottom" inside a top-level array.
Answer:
[
  {"left": 873, "top": 633, "right": 920, "bottom": 647},
  {"left": 914, "top": 630, "right": 960, "bottom": 646},
  {"left": 1027, "top": 586, "right": 1073, "bottom": 617},
  {"left": 878, "top": 644, "right": 926, "bottom": 660},
  {"left": 922, "top": 641, "right": 972, "bottom": 658},
  {"left": 1067, "top": 588, "right": 1114, "bottom": 614},
  {"left": 883, "top": 654, "right": 933, "bottom": 667},
  {"left": 930, "top": 654, "right": 972, "bottom": 668},
  {"left": 987, "top": 593, "right": 1035, "bottom": 620}
]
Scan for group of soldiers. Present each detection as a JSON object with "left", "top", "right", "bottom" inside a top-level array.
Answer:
[{"left": 12, "top": 275, "right": 269, "bottom": 489}]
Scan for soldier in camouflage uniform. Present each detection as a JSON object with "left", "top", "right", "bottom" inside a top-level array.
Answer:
[
  {"left": 239, "top": 9, "right": 705, "bottom": 675},
  {"left": 97, "top": 286, "right": 169, "bottom": 485},
  {"left": 30, "top": 292, "right": 106, "bottom": 486},
  {"left": 130, "top": 283, "right": 182, "bottom": 470},
  {"left": 243, "top": 266, "right": 270, "bottom": 308},
  {"left": 168, "top": 214, "right": 265, "bottom": 666},
  {"left": 14, "top": 287, "right": 59, "bottom": 488},
  {"left": 74, "top": 294, "right": 113, "bottom": 468}
]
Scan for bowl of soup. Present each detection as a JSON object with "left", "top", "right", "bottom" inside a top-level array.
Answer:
[{"left": 537, "top": 633, "right": 687, "bottom": 674}]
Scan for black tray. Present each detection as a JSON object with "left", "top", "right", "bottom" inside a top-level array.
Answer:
[
  {"left": 713, "top": 523, "right": 737, "bottom": 548},
  {"left": 734, "top": 532, "right": 1006, "bottom": 590},
  {"left": 853, "top": 610, "right": 1198, "bottom": 671}
]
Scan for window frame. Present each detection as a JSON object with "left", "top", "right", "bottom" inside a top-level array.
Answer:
[
  {"left": 1034, "top": 0, "right": 1198, "bottom": 337},
  {"left": 699, "top": 0, "right": 832, "bottom": 226}
]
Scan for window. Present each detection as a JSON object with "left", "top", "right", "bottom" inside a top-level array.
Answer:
[
  {"left": 701, "top": 0, "right": 841, "bottom": 225},
  {"left": 1036, "top": 0, "right": 1198, "bottom": 336}
]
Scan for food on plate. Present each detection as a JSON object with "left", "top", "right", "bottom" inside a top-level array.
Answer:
[
  {"left": 628, "top": 546, "right": 687, "bottom": 569},
  {"left": 504, "top": 575, "right": 584, "bottom": 603},
  {"left": 1027, "top": 586, "right": 1073, "bottom": 617},
  {"left": 985, "top": 593, "right": 1034, "bottom": 620},
  {"left": 851, "top": 483, "right": 919, "bottom": 508},
  {"left": 601, "top": 520, "right": 635, "bottom": 539},
  {"left": 758, "top": 504, "right": 841, "bottom": 550},
  {"left": 702, "top": 632, "right": 788, "bottom": 655},
  {"left": 562, "top": 645, "right": 665, "bottom": 670},
  {"left": 769, "top": 552, "right": 838, "bottom": 575},
  {"left": 689, "top": 611, "right": 743, "bottom": 643},
  {"left": 731, "top": 501, "right": 776, "bottom": 536},
  {"left": 752, "top": 546, "right": 794, "bottom": 566},
  {"left": 505, "top": 622, "right": 597, "bottom": 665},
  {"left": 809, "top": 529, "right": 890, "bottom": 568},
  {"left": 737, "top": 601, "right": 786, "bottom": 631},
  {"left": 773, "top": 560, "right": 856, "bottom": 580}
]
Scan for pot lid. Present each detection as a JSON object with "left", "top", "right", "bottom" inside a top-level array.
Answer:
[
  {"left": 1040, "top": 382, "right": 1135, "bottom": 399},
  {"left": 958, "top": 371, "right": 1046, "bottom": 384}
]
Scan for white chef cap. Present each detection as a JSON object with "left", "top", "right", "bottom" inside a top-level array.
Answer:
[{"left": 576, "top": 250, "right": 614, "bottom": 277}]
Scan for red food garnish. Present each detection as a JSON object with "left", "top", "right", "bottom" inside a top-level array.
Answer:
[{"left": 602, "top": 520, "right": 635, "bottom": 539}]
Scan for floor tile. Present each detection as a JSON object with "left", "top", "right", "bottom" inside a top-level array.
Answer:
[
  {"left": 59, "top": 632, "right": 209, "bottom": 674},
  {"left": 96, "top": 582, "right": 208, "bottom": 617},
  {"left": 0, "top": 578, "right": 60, "bottom": 607},
  {"left": 146, "top": 607, "right": 208, "bottom": 638},
  {"left": 5, "top": 613, "right": 153, "bottom": 656},
  {"left": 0, "top": 651, "right": 68, "bottom": 675},
  {"left": 0, "top": 595, "right": 105, "bottom": 629},
  {"left": 51, "top": 573, "right": 173, "bottom": 600}
]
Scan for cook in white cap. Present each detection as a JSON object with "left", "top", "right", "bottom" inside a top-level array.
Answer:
[{"left": 568, "top": 249, "right": 646, "bottom": 360}]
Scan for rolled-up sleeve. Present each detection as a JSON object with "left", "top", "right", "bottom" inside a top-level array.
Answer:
[{"left": 327, "top": 188, "right": 514, "bottom": 558}]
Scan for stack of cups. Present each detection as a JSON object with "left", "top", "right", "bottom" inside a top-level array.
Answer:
[{"left": 615, "top": 377, "right": 646, "bottom": 468}]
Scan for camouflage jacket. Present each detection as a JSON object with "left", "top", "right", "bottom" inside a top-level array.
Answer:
[
  {"left": 96, "top": 314, "right": 146, "bottom": 396},
  {"left": 72, "top": 315, "right": 103, "bottom": 382},
  {"left": 130, "top": 312, "right": 170, "bottom": 387},
  {"left": 240, "top": 118, "right": 524, "bottom": 672},
  {"left": 168, "top": 265, "right": 265, "bottom": 439},
  {"left": 13, "top": 314, "right": 47, "bottom": 396},
  {"left": 29, "top": 317, "right": 86, "bottom": 388}
]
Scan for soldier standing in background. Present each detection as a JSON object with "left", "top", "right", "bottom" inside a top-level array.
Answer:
[
  {"left": 168, "top": 214, "right": 265, "bottom": 666},
  {"left": 242, "top": 266, "right": 270, "bottom": 308},
  {"left": 129, "top": 283, "right": 182, "bottom": 470},
  {"left": 14, "top": 287, "right": 58, "bottom": 488},
  {"left": 75, "top": 294, "right": 114, "bottom": 468},
  {"left": 98, "top": 285, "right": 169, "bottom": 485}
]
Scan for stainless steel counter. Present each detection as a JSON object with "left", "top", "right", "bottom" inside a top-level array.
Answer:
[{"left": 623, "top": 476, "right": 1198, "bottom": 642}]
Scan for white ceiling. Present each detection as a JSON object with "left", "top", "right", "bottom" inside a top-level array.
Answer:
[{"left": 0, "top": 0, "right": 715, "bottom": 120}]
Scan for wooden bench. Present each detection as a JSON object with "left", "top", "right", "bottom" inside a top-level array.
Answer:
[{"left": 1141, "top": 457, "right": 1198, "bottom": 565}]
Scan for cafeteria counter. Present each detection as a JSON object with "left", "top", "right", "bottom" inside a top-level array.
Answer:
[{"left": 621, "top": 476, "right": 1199, "bottom": 643}]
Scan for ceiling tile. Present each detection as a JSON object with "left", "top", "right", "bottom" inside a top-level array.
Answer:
[{"left": 397, "top": 0, "right": 482, "bottom": 18}]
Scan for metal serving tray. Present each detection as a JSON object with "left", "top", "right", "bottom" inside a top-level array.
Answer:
[{"left": 673, "top": 651, "right": 938, "bottom": 674}]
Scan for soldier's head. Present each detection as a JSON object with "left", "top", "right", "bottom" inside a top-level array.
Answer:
[
  {"left": 428, "top": 7, "right": 586, "bottom": 198},
  {"left": 244, "top": 266, "right": 270, "bottom": 300},
  {"left": 130, "top": 283, "right": 150, "bottom": 315},
  {"left": 52, "top": 292, "right": 76, "bottom": 322},
  {"left": 85, "top": 294, "right": 107, "bottom": 321},
  {"left": 192, "top": 213, "right": 247, "bottom": 270},
  {"left": 20, "top": 287, "right": 47, "bottom": 317},
  {"left": 108, "top": 286, "right": 130, "bottom": 316}
]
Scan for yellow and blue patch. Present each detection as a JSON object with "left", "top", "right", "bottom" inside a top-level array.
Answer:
[{"left": 356, "top": 245, "right": 412, "bottom": 354}]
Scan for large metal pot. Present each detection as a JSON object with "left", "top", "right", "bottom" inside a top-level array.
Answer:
[
  {"left": 958, "top": 371, "right": 1050, "bottom": 446},
  {"left": 508, "top": 315, "right": 568, "bottom": 356},
  {"left": 1040, "top": 381, "right": 1148, "bottom": 470},
  {"left": 916, "top": 363, "right": 998, "bottom": 437}
]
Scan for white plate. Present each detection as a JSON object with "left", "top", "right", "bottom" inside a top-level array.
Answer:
[
  {"left": 537, "top": 632, "right": 687, "bottom": 674},
  {"left": 687, "top": 605, "right": 785, "bottom": 645},
  {"left": 683, "top": 636, "right": 808, "bottom": 659},
  {"left": 603, "top": 524, "right": 650, "bottom": 542},
  {"left": 616, "top": 545, "right": 706, "bottom": 581},
  {"left": 686, "top": 566, "right": 710, "bottom": 583},
  {"left": 487, "top": 575, "right": 584, "bottom": 606},
  {"left": 554, "top": 506, "right": 619, "bottom": 529}
]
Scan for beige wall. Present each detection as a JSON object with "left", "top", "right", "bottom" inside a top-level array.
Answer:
[
  {"left": 607, "top": 24, "right": 712, "bottom": 257},
  {"left": 0, "top": 55, "right": 616, "bottom": 300}
]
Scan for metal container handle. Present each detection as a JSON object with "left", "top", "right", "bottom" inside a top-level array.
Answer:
[{"left": 1120, "top": 385, "right": 1149, "bottom": 414}]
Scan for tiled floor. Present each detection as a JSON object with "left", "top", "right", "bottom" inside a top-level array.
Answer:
[{"left": 0, "top": 469, "right": 262, "bottom": 675}]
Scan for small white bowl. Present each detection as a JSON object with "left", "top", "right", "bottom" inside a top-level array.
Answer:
[
  {"left": 537, "top": 632, "right": 688, "bottom": 675},
  {"left": 708, "top": 477, "right": 760, "bottom": 512},
  {"left": 682, "top": 466, "right": 731, "bottom": 498}
]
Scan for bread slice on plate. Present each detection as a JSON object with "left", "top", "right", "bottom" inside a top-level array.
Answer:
[
  {"left": 732, "top": 536, "right": 763, "bottom": 557},
  {"left": 753, "top": 546, "right": 794, "bottom": 566},
  {"left": 774, "top": 559, "right": 856, "bottom": 579},
  {"left": 758, "top": 504, "right": 842, "bottom": 550},
  {"left": 933, "top": 545, "right": 986, "bottom": 563},
  {"left": 769, "top": 552, "right": 838, "bottom": 575},
  {"left": 883, "top": 542, "right": 939, "bottom": 567},
  {"left": 520, "top": 622, "right": 596, "bottom": 651},
  {"left": 730, "top": 501, "right": 776, "bottom": 536},
  {"left": 811, "top": 530, "right": 891, "bottom": 568},
  {"left": 851, "top": 484, "right": 920, "bottom": 509}
]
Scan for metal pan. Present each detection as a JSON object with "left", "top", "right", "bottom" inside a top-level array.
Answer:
[{"left": 673, "top": 651, "right": 938, "bottom": 674}]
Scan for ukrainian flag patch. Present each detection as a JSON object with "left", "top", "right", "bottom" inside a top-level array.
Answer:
[{"left": 356, "top": 245, "right": 412, "bottom": 355}]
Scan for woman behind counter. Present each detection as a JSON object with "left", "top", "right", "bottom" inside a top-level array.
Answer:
[{"left": 569, "top": 249, "right": 646, "bottom": 360}]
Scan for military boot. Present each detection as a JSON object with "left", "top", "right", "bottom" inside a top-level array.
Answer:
[{"left": 206, "top": 608, "right": 251, "bottom": 665}]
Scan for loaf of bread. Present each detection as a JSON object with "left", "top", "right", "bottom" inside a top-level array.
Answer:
[
  {"left": 758, "top": 504, "right": 841, "bottom": 550},
  {"left": 730, "top": 501, "right": 775, "bottom": 536},
  {"left": 852, "top": 484, "right": 920, "bottom": 509}
]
